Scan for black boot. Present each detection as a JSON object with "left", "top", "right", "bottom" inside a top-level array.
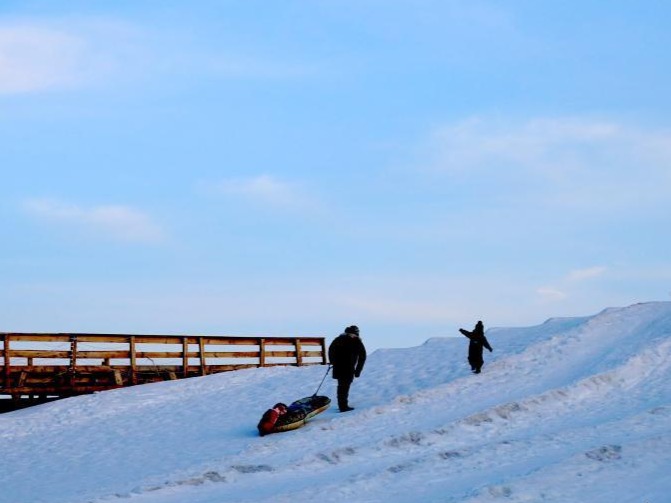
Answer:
[{"left": 337, "top": 378, "right": 352, "bottom": 412}]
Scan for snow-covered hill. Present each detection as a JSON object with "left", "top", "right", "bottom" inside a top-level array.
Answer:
[{"left": 2, "top": 302, "right": 670, "bottom": 503}]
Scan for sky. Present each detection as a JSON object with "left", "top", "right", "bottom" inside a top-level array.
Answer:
[{"left": 1, "top": 1, "right": 671, "bottom": 351}]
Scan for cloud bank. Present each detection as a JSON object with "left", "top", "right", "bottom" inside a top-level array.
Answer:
[
  {"left": 537, "top": 265, "right": 608, "bottom": 304},
  {"left": 0, "top": 16, "right": 318, "bottom": 96},
  {"left": 425, "top": 116, "right": 671, "bottom": 212},
  {"left": 22, "top": 198, "right": 165, "bottom": 243},
  {"left": 0, "top": 25, "right": 86, "bottom": 94},
  {"left": 203, "top": 174, "right": 318, "bottom": 211},
  {"left": 0, "top": 18, "right": 150, "bottom": 94}
]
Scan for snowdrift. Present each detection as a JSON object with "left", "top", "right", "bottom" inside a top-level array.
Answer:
[{"left": 1, "top": 302, "right": 670, "bottom": 503}]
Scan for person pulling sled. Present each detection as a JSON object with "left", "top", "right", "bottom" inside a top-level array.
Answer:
[{"left": 328, "top": 325, "right": 366, "bottom": 412}]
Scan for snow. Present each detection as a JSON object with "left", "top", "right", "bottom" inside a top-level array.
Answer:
[{"left": 2, "top": 301, "right": 670, "bottom": 503}]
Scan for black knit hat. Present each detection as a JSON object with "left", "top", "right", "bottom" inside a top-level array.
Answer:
[{"left": 345, "top": 325, "right": 360, "bottom": 335}]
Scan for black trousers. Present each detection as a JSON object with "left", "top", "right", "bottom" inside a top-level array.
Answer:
[
  {"left": 469, "top": 342, "right": 484, "bottom": 371},
  {"left": 336, "top": 377, "right": 353, "bottom": 409}
]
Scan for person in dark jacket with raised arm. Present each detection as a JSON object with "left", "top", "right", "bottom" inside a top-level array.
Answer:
[
  {"left": 328, "top": 325, "right": 366, "bottom": 412},
  {"left": 459, "top": 320, "right": 493, "bottom": 374}
]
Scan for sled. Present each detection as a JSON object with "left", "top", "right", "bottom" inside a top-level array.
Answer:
[{"left": 260, "top": 395, "right": 331, "bottom": 435}]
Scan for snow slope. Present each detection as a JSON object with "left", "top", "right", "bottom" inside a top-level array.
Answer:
[{"left": 1, "top": 302, "right": 670, "bottom": 503}]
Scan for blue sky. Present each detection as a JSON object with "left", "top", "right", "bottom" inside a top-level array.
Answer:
[{"left": 2, "top": 1, "right": 670, "bottom": 351}]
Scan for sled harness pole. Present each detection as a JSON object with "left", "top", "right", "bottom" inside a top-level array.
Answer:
[{"left": 313, "top": 365, "right": 332, "bottom": 396}]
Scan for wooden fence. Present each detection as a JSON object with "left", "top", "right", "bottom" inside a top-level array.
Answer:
[{"left": 0, "top": 332, "right": 327, "bottom": 402}]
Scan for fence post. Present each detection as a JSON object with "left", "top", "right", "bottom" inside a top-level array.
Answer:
[
  {"left": 2, "top": 334, "right": 10, "bottom": 389},
  {"left": 259, "top": 338, "right": 266, "bottom": 367},
  {"left": 68, "top": 334, "right": 78, "bottom": 387},
  {"left": 321, "top": 338, "right": 328, "bottom": 365},
  {"left": 129, "top": 336, "right": 137, "bottom": 385},
  {"left": 182, "top": 337, "right": 189, "bottom": 378},
  {"left": 199, "top": 336, "right": 207, "bottom": 376},
  {"left": 295, "top": 338, "right": 303, "bottom": 366}
]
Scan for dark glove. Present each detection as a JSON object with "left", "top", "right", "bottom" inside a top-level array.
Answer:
[{"left": 354, "top": 372, "right": 361, "bottom": 378}]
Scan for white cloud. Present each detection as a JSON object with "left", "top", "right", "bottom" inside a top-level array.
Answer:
[
  {"left": 536, "top": 287, "right": 567, "bottom": 302},
  {"left": 0, "top": 26, "right": 86, "bottom": 93},
  {"left": 428, "top": 117, "right": 621, "bottom": 175},
  {"left": 423, "top": 116, "right": 671, "bottom": 212},
  {"left": 0, "top": 19, "right": 148, "bottom": 95},
  {"left": 536, "top": 265, "right": 608, "bottom": 303},
  {"left": 216, "top": 175, "right": 293, "bottom": 203},
  {"left": 567, "top": 266, "right": 607, "bottom": 282},
  {"left": 0, "top": 17, "right": 318, "bottom": 95},
  {"left": 23, "top": 198, "right": 165, "bottom": 243},
  {"left": 205, "top": 175, "right": 317, "bottom": 210}
]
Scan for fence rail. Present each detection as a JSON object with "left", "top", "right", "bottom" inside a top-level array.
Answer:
[{"left": 1, "top": 332, "right": 327, "bottom": 400}]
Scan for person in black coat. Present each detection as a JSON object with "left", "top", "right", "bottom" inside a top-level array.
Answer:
[
  {"left": 328, "top": 325, "right": 367, "bottom": 412},
  {"left": 459, "top": 320, "right": 492, "bottom": 374}
]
